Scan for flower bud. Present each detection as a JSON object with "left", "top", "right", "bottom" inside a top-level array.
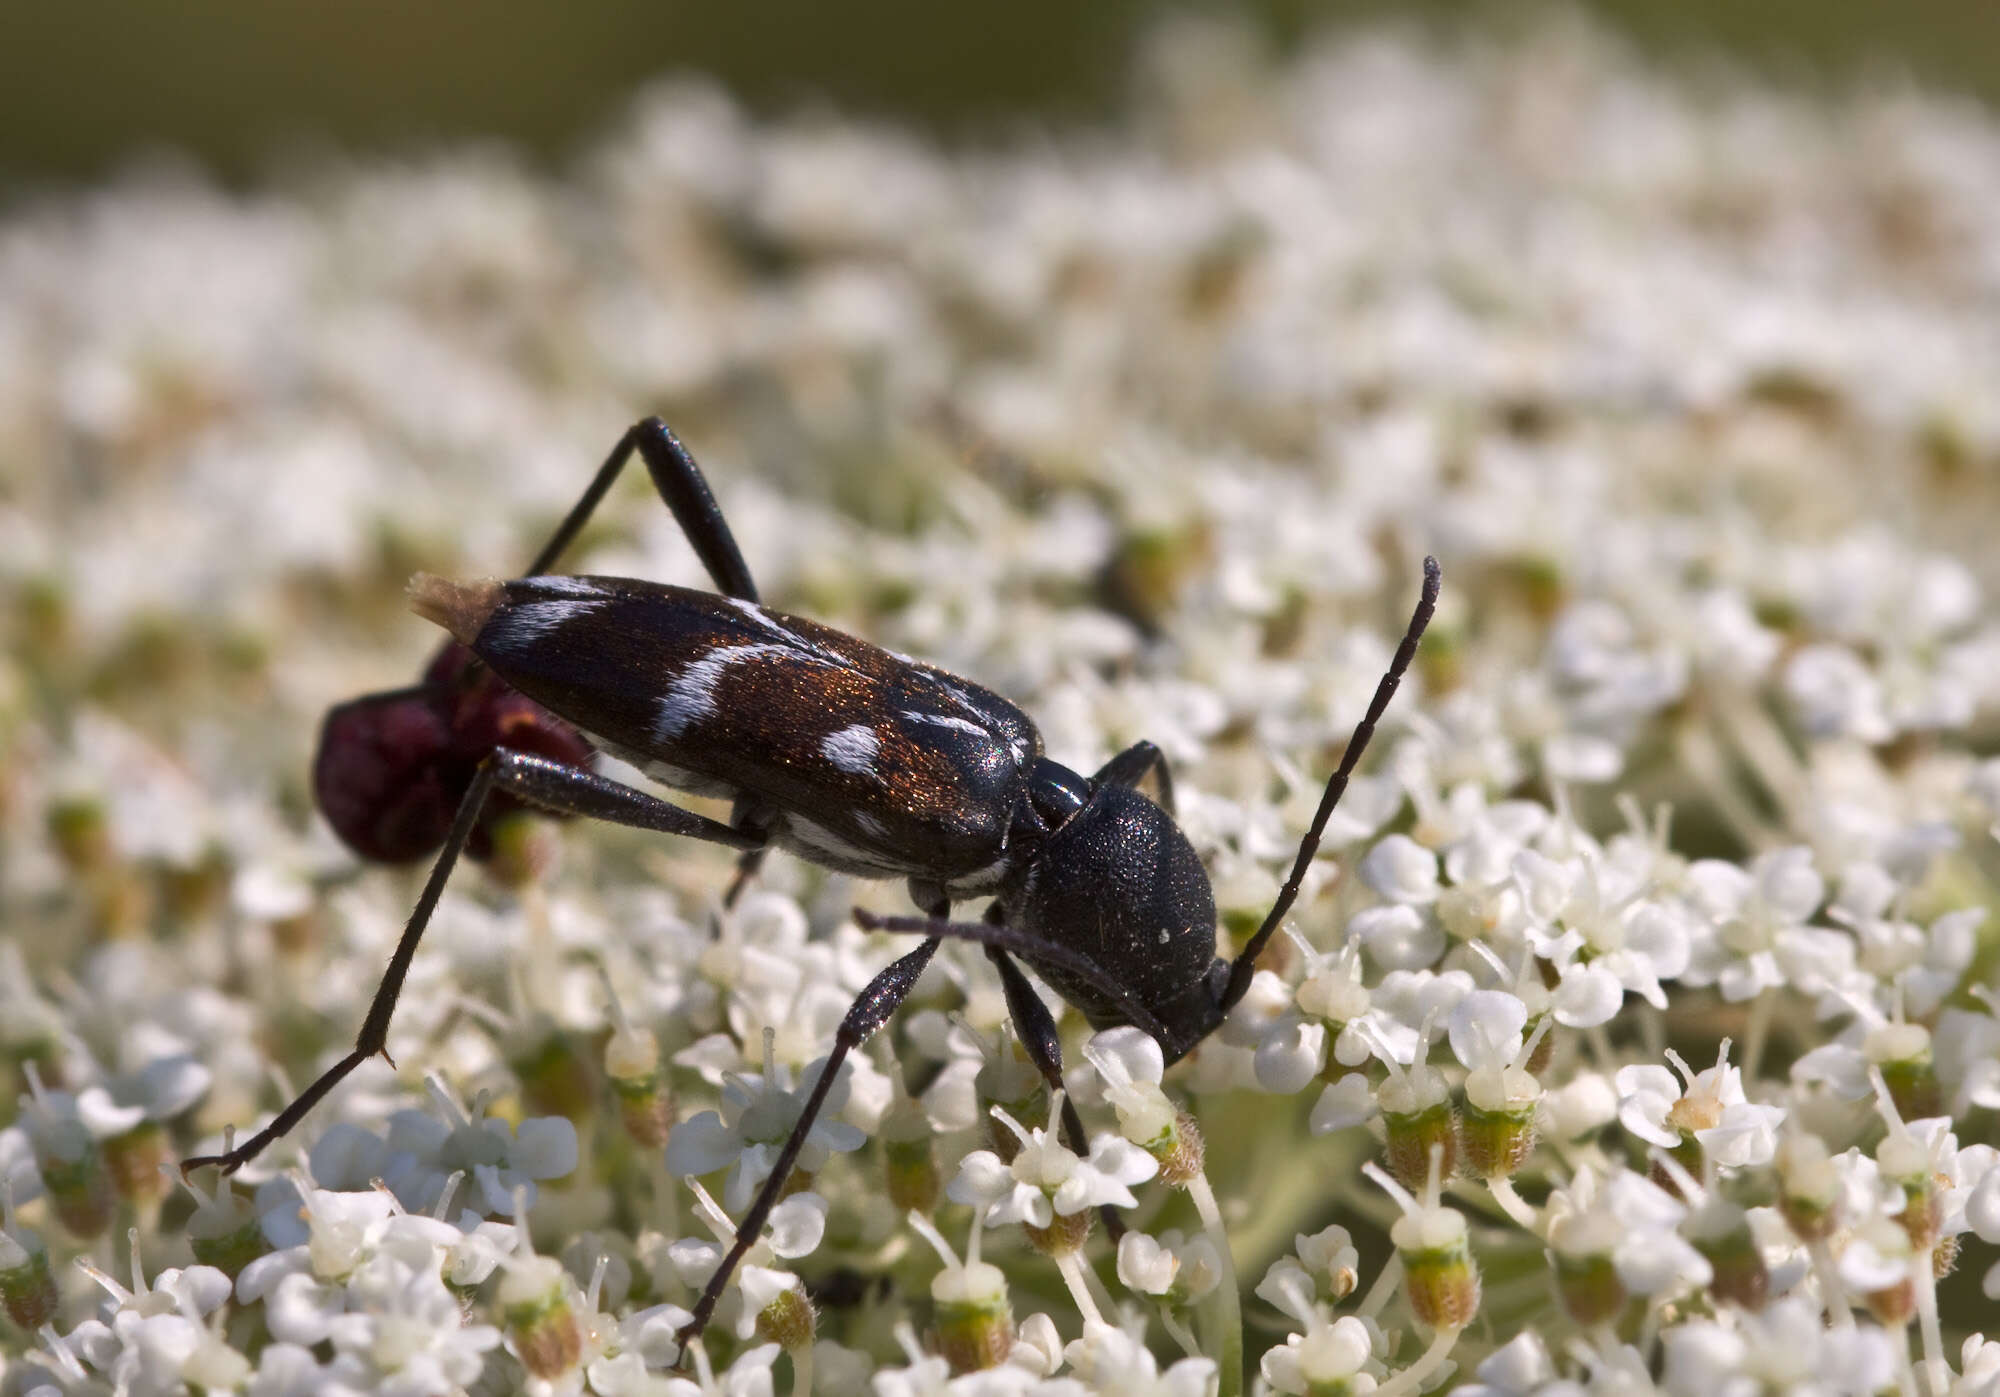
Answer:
[
  {"left": 1460, "top": 1065, "right": 1537, "bottom": 1178},
  {"left": 1774, "top": 1132, "right": 1840, "bottom": 1243},
  {"left": 502, "top": 1256, "right": 582, "bottom": 1381},
  {"left": 484, "top": 811, "right": 562, "bottom": 890},
  {"left": 0, "top": 1184, "right": 56, "bottom": 1331},
  {"left": 1396, "top": 1207, "right": 1480, "bottom": 1331},
  {"left": 1380, "top": 1087, "right": 1457, "bottom": 1191},
  {"left": 757, "top": 1283, "right": 816, "bottom": 1351},
  {"left": 1266, "top": 1314, "right": 1378, "bottom": 1397},
  {"left": 1684, "top": 1200, "right": 1766, "bottom": 1311},
  {"left": 977, "top": 1048, "right": 1043, "bottom": 1165},
  {"left": 604, "top": 1023, "right": 672, "bottom": 1150},
  {"left": 879, "top": 1100, "right": 940, "bottom": 1216},
  {"left": 1023, "top": 1208, "right": 1092, "bottom": 1258},
  {"left": 1297, "top": 1225, "right": 1358, "bottom": 1304},
  {"left": 933, "top": 1258, "right": 1014, "bottom": 1372},
  {"left": 47, "top": 795, "right": 113, "bottom": 873},
  {"left": 26, "top": 1106, "right": 113, "bottom": 1239},
  {"left": 1866, "top": 1023, "right": 1940, "bottom": 1124},
  {"left": 181, "top": 1169, "right": 267, "bottom": 1279},
  {"left": 103, "top": 1120, "right": 169, "bottom": 1205},
  {"left": 511, "top": 1030, "right": 594, "bottom": 1124}
]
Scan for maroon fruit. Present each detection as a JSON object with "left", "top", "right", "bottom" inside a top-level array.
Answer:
[{"left": 313, "top": 643, "right": 594, "bottom": 863}]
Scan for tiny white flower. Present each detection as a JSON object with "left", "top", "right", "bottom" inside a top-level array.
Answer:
[
  {"left": 665, "top": 1032, "right": 865, "bottom": 1214},
  {"left": 946, "top": 1091, "right": 1157, "bottom": 1230}
]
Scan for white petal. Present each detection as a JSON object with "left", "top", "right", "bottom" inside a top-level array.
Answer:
[
  {"left": 766, "top": 1193, "right": 828, "bottom": 1258},
  {"left": 1309, "top": 1075, "right": 1378, "bottom": 1135},
  {"left": 1116, "top": 1232, "right": 1176, "bottom": 1294},
  {"left": 809, "top": 1117, "right": 867, "bottom": 1155},
  {"left": 946, "top": 1150, "right": 1017, "bottom": 1208},
  {"left": 1359, "top": 835, "right": 1440, "bottom": 904},
  {"left": 132, "top": 1055, "right": 214, "bottom": 1119},
  {"left": 1552, "top": 965, "right": 1623, "bottom": 1027},
  {"left": 1254, "top": 1018, "right": 1326, "bottom": 1095},
  {"left": 1446, "top": 990, "right": 1527, "bottom": 1073},
  {"left": 1083, "top": 1027, "right": 1163, "bottom": 1090},
  {"left": 663, "top": 1111, "right": 744, "bottom": 1178},
  {"left": 73, "top": 1086, "right": 146, "bottom": 1137},
  {"left": 1086, "top": 1134, "right": 1161, "bottom": 1188},
  {"left": 510, "top": 1116, "right": 579, "bottom": 1179},
  {"left": 305, "top": 1124, "right": 387, "bottom": 1193},
  {"left": 987, "top": 1182, "right": 1053, "bottom": 1230}
]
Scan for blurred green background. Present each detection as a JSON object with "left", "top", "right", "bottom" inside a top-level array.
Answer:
[{"left": 6, "top": 0, "right": 2000, "bottom": 184}]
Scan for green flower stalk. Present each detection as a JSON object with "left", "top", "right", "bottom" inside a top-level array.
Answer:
[{"left": 0, "top": 1178, "right": 57, "bottom": 1331}]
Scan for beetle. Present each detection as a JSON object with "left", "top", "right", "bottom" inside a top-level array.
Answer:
[{"left": 185, "top": 417, "right": 1439, "bottom": 1347}]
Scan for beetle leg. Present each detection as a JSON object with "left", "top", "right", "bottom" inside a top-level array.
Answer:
[
  {"left": 185, "top": 750, "right": 762, "bottom": 1177},
  {"left": 678, "top": 936, "right": 942, "bottom": 1348},
  {"left": 522, "top": 417, "right": 760, "bottom": 602},
  {"left": 984, "top": 933, "right": 1127, "bottom": 1242},
  {"left": 720, "top": 801, "right": 781, "bottom": 911},
  {"left": 853, "top": 910, "right": 1177, "bottom": 1048},
  {"left": 1091, "top": 739, "right": 1175, "bottom": 815}
]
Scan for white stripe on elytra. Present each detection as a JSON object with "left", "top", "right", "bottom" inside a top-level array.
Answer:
[
  {"left": 487, "top": 598, "right": 610, "bottom": 651},
  {"left": 520, "top": 575, "right": 608, "bottom": 596},
  {"left": 820, "top": 723, "right": 883, "bottom": 778},
  {"left": 898, "top": 710, "right": 990, "bottom": 740},
  {"left": 722, "top": 595, "right": 844, "bottom": 662},
  {"left": 654, "top": 643, "right": 834, "bottom": 740}
]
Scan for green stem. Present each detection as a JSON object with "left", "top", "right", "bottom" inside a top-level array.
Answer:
[{"left": 1186, "top": 1169, "right": 1243, "bottom": 1397}]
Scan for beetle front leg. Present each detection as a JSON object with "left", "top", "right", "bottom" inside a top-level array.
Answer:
[
  {"left": 678, "top": 936, "right": 943, "bottom": 1348},
  {"left": 985, "top": 937, "right": 1127, "bottom": 1242},
  {"left": 186, "top": 750, "right": 761, "bottom": 1176},
  {"left": 1092, "top": 739, "right": 1175, "bottom": 816}
]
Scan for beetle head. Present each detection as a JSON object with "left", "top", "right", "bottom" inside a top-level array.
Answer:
[{"left": 1005, "top": 768, "right": 1227, "bottom": 1061}]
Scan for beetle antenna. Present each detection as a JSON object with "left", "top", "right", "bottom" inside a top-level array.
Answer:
[{"left": 1219, "top": 555, "right": 1439, "bottom": 1012}]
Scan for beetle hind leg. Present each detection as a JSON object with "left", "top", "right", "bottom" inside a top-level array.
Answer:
[{"left": 522, "top": 417, "right": 760, "bottom": 601}]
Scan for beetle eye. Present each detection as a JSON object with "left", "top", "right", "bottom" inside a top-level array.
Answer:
[{"left": 1026, "top": 757, "right": 1091, "bottom": 831}]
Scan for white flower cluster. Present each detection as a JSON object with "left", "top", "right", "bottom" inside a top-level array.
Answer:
[{"left": 3, "top": 15, "right": 2000, "bottom": 1397}]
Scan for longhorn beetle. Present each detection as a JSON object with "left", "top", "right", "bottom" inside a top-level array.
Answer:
[{"left": 185, "top": 417, "right": 1440, "bottom": 1347}]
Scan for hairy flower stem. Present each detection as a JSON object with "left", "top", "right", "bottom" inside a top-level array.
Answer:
[
  {"left": 1186, "top": 1170, "right": 1242, "bottom": 1397},
  {"left": 1485, "top": 1177, "right": 1540, "bottom": 1234},
  {"left": 1054, "top": 1252, "right": 1105, "bottom": 1328},
  {"left": 1673, "top": 723, "right": 1780, "bottom": 853},
  {"left": 1718, "top": 694, "right": 1809, "bottom": 833},
  {"left": 789, "top": 1336, "right": 814, "bottom": 1397},
  {"left": 1158, "top": 1305, "right": 1201, "bottom": 1358},
  {"left": 1808, "top": 1240, "right": 1852, "bottom": 1329},
  {"left": 1359, "top": 1255, "right": 1405, "bottom": 1320},
  {"left": 1739, "top": 993, "right": 1775, "bottom": 1086},
  {"left": 1911, "top": 1251, "right": 1945, "bottom": 1397},
  {"left": 650, "top": 1155, "right": 680, "bottom": 1240},
  {"left": 1374, "top": 1324, "right": 1463, "bottom": 1397}
]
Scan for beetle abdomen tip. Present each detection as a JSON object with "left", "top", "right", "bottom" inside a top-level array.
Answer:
[{"left": 408, "top": 573, "right": 504, "bottom": 645}]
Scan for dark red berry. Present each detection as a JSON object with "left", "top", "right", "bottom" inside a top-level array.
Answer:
[{"left": 314, "top": 643, "right": 594, "bottom": 864}]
